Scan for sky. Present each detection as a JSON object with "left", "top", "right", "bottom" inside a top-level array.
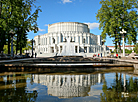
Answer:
[{"left": 27, "top": 0, "right": 115, "bottom": 46}]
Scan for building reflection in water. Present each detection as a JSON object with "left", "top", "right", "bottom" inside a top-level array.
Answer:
[{"left": 33, "top": 73, "right": 104, "bottom": 98}]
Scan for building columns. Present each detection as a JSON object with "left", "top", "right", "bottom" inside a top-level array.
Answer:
[
  {"left": 80, "top": 36, "right": 82, "bottom": 44},
  {"left": 77, "top": 46, "right": 79, "bottom": 53},
  {"left": 87, "top": 47, "right": 89, "bottom": 53},
  {"left": 88, "top": 36, "right": 90, "bottom": 44}
]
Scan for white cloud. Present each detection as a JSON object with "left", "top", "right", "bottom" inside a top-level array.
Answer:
[
  {"left": 62, "top": 0, "right": 72, "bottom": 4},
  {"left": 39, "top": 33, "right": 43, "bottom": 35},
  {"left": 44, "top": 24, "right": 48, "bottom": 26},
  {"left": 85, "top": 22, "right": 99, "bottom": 29},
  {"left": 39, "top": 28, "right": 45, "bottom": 31},
  {"left": 27, "top": 39, "right": 31, "bottom": 41}
]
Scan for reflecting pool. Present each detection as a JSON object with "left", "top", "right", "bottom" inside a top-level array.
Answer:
[{"left": 0, "top": 71, "right": 138, "bottom": 102}]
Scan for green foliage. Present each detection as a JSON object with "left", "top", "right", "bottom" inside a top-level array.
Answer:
[
  {"left": 0, "top": 74, "right": 38, "bottom": 102},
  {"left": 3, "top": 45, "right": 16, "bottom": 54},
  {"left": 133, "top": 43, "right": 138, "bottom": 54},
  {"left": 101, "top": 73, "right": 138, "bottom": 102},
  {"left": 22, "top": 40, "right": 32, "bottom": 53},
  {"left": 125, "top": 49, "right": 132, "bottom": 54},
  {"left": 0, "top": 0, "right": 41, "bottom": 54},
  {"left": 96, "top": 0, "right": 138, "bottom": 53},
  {"left": 113, "top": 48, "right": 132, "bottom": 54}
]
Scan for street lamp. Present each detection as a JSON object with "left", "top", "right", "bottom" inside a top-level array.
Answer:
[
  {"left": 102, "top": 39, "right": 106, "bottom": 57},
  {"left": 31, "top": 39, "right": 35, "bottom": 58},
  {"left": 120, "top": 29, "right": 127, "bottom": 57},
  {"left": 9, "top": 30, "right": 15, "bottom": 58}
]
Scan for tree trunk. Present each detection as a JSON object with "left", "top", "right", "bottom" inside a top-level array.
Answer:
[
  {"left": 19, "top": 30, "right": 23, "bottom": 55},
  {"left": 19, "top": 35, "right": 22, "bottom": 55},
  {"left": 16, "top": 28, "right": 20, "bottom": 55},
  {"left": 0, "top": 1, "right": 4, "bottom": 52},
  {"left": 118, "top": 39, "right": 121, "bottom": 54},
  {"left": 20, "top": 47, "right": 22, "bottom": 55},
  {"left": 16, "top": 34, "right": 18, "bottom": 55},
  {"left": 8, "top": 34, "right": 11, "bottom": 54},
  {"left": 0, "top": 0, "right": 2, "bottom": 17},
  {"left": 114, "top": 30, "right": 118, "bottom": 53}
]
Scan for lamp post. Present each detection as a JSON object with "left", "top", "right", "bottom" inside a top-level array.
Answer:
[
  {"left": 31, "top": 39, "right": 35, "bottom": 58},
  {"left": 102, "top": 39, "right": 106, "bottom": 57},
  {"left": 9, "top": 30, "right": 15, "bottom": 58},
  {"left": 120, "top": 29, "right": 127, "bottom": 57}
]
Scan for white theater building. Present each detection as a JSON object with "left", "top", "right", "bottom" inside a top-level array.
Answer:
[
  {"left": 33, "top": 74, "right": 104, "bottom": 98},
  {"left": 34, "top": 22, "right": 109, "bottom": 57}
]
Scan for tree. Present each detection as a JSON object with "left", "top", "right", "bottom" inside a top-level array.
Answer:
[
  {"left": 22, "top": 40, "right": 32, "bottom": 53},
  {"left": 14, "top": 0, "right": 41, "bottom": 55},
  {"left": 101, "top": 73, "right": 138, "bottom": 101},
  {"left": 133, "top": 43, "right": 138, "bottom": 53},
  {"left": 0, "top": 0, "right": 8, "bottom": 53},
  {"left": 0, "top": 0, "right": 41, "bottom": 54},
  {"left": 96, "top": 0, "right": 138, "bottom": 53},
  {"left": 0, "top": 74, "right": 38, "bottom": 102},
  {"left": 3, "top": 45, "right": 16, "bottom": 54},
  {"left": 125, "top": 49, "right": 132, "bottom": 54}
]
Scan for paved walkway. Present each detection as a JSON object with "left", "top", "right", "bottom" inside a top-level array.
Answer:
[
  {"left": 0, "top": 57, "right": 42, "bottom": 63},
  {"left": 93, "top": 57, "right": 138, "bottom": 64},
  {"left": 0, "top": 57, "right": 138, "bottom": 64}
]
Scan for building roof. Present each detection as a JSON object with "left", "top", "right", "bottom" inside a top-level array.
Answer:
[
  {"left": 48, "top": 22, "right": 88, "bottom": 27},
  {"left": 107, "top": 45, "right": 135, "bottom": 47}
]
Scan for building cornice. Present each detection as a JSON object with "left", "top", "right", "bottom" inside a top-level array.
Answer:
[{"left": 48, "top": 22, "right": 88, "bottom": 27}]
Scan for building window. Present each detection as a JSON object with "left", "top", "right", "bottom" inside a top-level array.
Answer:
[
  {"left": 64, "top": 37, "right": 67, "bottom": 42},
  {"left": 84, "top": 47, "right": 87, "bottom": 53},
  {"left": 90, "top": 37, "right": 92, "bottom": 44},
  {"left": 53, "top": 38, "right": 55, "bottom": 43},
  {"left": 61, "top": 35, "right": 63, "bottom": 42},
  {"left": 74, "top": 37, "right": 76, "bottom": 42},
  {"left": 89, "top": 47, "right": 91, "bottom": 52},
  {"left": 75, "top": 46, "right": 77, "bottom": 53},
  {"left": 70, "top": 37, "right": 73, "bottom": 42},
  {"left": 83, "top": 38, "right": 85, "bottom": 43},
  {"left": 60, "top": 46, "right": 62, "bottom": 53}
]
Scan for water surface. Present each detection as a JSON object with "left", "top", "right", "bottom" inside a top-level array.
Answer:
[{"left": 0, "top": 71, "right": 138, "bottom": 102}]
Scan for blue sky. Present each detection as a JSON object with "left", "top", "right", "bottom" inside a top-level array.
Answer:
[{"left": 27, "top": 0, "right": 113, "bottom": 46}]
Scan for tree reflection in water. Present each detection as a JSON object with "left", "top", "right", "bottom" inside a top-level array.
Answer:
[
  {"left": 0, "top": 74, "right": 38, "bottom": 102},
  {"left": 0, "top": 72, "right": 138, "bottom": 102},
  {"left": 101, "top": 73, "right": 138, "bottom": 102}
]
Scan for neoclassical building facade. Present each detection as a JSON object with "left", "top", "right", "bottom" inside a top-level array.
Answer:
[
  {"left": 33, "top": 73, "right": 104, "bottom": 98},
  {"left": 34, "top": 22, "right": 109, "bottom": 57}
]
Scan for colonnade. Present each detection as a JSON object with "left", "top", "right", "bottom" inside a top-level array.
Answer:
[{"left": 34, "top": 32, "right": 107, "bottom": 56}]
